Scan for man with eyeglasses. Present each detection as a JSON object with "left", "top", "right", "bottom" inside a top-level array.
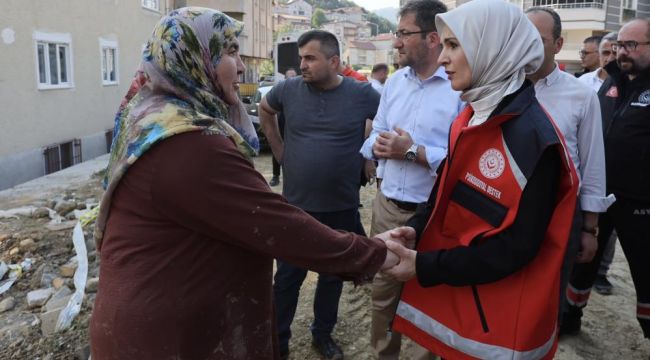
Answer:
[
  {"left": 576, "top": 35, "right": 602, "bottom": 77},
  {"left": 562, "top": 18, "right": 650, "bottom": 345},
  {"left": 359, "top": 1, "right": 463, "bottom": 359},
  {"left": 579, "top": 32, "right": 618, "bottom": 92}
]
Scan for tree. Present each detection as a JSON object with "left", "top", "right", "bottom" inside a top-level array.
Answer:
[
  {"left": 366, "top": 12, "right": 396, "bottom": 36},
  {"left": 312, "top": 8, "right": 328, "bottom": 28}
]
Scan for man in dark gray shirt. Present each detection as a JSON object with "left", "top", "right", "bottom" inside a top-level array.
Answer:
[{"left": 260, "top": 30, "right": 380, "bottom": 360}]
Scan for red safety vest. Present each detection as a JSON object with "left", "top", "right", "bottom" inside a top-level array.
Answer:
[{"left": 393, "top": 91, "right": 579, "bottom": 360}]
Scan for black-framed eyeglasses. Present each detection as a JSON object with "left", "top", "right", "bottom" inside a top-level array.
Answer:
[
  {"left": 578, "top": 50, "right": 597, "bottom": 57},
  {"left": 600, "top": 49, "right": 616, "bottom": 57},
  {"left": 612, "top": 40, "right": 650, "bottom": 52},
  {"left": 393, "top": 30, "right": 430, "bottom": 39}
]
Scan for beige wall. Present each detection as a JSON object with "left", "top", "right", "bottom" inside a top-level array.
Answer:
[
  {"left": 187, "top": 0, "right": 273, "bottom": 82},
  {"left": 0, "top": 1, "right": 163, "bottom": 189},
  {"left": 0, "top": 0, "right": 161, "bottom": 158}
]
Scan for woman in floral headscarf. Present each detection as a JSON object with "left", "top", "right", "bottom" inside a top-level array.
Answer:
[{"left": 90, "top": 8, "right": 397, "bottom": 359}]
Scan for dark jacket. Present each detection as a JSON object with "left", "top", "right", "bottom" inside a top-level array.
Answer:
[{"left": 598, "top": 61, "right": 650, "bottom": 201}]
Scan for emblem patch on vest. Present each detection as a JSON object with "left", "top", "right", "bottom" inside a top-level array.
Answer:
[
  {"left": 631, "top": 90, "right": 650, "bottom": 107},
  {"left": 606, "top": 86, "right": 618, "bottom": 98},
  {"left": 479, "top": 148, "right": 505, "bottom": 179}
]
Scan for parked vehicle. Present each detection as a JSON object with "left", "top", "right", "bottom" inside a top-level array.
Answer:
[{"left": 242, "top": 85, "right": 273, "bottom": 150}]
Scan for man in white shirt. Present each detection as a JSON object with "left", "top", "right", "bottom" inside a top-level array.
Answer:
[
  {"left": 578, "top": 32, "right": 618, "bottom": 92},
  {"left": 577, "top": 31, "right": 620, "bottom": 296},
  {"left": 359, "top": 1, "right": 463, "bottom": 359},
  {"left": 369, "top": 63, "right": 389, "bottom": 93},
  {"left": 525, "top": 7, "right": 615, "bottom": 326}
]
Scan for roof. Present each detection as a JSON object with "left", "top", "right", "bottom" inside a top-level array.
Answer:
[
  {"left": 275, "top": 14, "right": 310, "bottom": 21},
  {"left": 373, "top": 33, "right": 393, "bottom": 41},
  {"left": 349, "top": 41, "right": 376, "bottom": 50}
]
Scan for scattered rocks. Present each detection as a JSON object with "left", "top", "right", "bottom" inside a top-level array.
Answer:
[
  {"left": 9, "top": 247, "right": 20, "bottom": 256},
  {"left": 52, "top": 277, "right": 66, "bottom": 289},
  {"left": 0, "top": 233, "right": 10, "bottom": 242},
  {"left": 31, "top": 263, "right": 57, "bottom": 289},
  {"left": 32, "top": 207, "right": 51, "bottom": 219},
  {"left": 40, "top": 308, "right": 63, "bottom": 336},
  {"left": 75, "top": 344, "right": 91, "bottom": 360},
  {"left": 0, "top": 313, "right": 39, "bottom": 343},
  {"left": 0, "top": 297, "right": 16, "bottom": 313},
  {"left": 86, "top": 277, "right": 99, "bottom": 293},
  {"left": 26, "top": 288, "right": 55, "bottom": 309},
  {"left": 18, "top": 238, "right": 36, "bottom": 252},
  {"left": 44, "top": 287, "right": 73, "bottom": 313},
  {"left": 59, "top": 259, "right": 78, "bottom": 278},
  {"left": 54, "top": 201, "right": 77, "bottom": 216}
]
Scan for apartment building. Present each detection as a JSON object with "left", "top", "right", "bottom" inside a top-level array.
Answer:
[
  {"left": 274, "top": 0, "right": 313, "bottom": 19},
  {"left": 439, "top": 0, "right": 649, "bottom": 71},
  {"left": 187, "top": 0, "right": 273, "bottom": 83},
  {"left": 0, "top": 0, "right": 273, "bottom": 190},
  {"left": 0, "top": 0, "right": 164, "bottom": 190}
]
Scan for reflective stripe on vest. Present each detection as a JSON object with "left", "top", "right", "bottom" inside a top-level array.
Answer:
[
  {"left": 396, "top": 301, "right": 557, "bottom": 360},
  {"left": 638, "top": 302, "right": 650, "bottom": 320},
  {"left": 566, "top": 284, "right": 592, "bottom": 307}
]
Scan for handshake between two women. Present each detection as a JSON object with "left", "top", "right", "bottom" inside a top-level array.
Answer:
[{"left": 376, "top": 226, "right": 419, "bottom": 282}]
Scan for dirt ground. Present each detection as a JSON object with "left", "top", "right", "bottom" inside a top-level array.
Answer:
[{"left": 0, "top": 152, "right": 648, "bottom": 359}]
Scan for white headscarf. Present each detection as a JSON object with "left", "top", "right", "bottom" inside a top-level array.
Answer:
[{"left": 435, "top": 0, "right": 544, "bottom": 125}]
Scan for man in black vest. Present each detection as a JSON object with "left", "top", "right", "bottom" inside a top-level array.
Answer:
[{"left": 562, "top": 18, "right": 650, "bottom": 344}]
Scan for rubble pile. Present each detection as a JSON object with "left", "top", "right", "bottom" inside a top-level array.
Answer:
[{"left": 0, "top": 189, "right": 102, "bottom": 359}]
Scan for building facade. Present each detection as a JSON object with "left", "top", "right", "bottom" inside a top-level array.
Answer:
[
  {"left": 188, "top": 0, "right": 273, "bottom": 83},
  {"left": 274, "top": 0, "right": 313, "bottom": 19},
  {"left": 0, "top": 0, "right": 165, "bottom": 190},
  {"left": 0, "top": 0, "right": 273, "bottom": 190},
  {"left": 438, "top": 0, "right": 650, "bottom": 71}
]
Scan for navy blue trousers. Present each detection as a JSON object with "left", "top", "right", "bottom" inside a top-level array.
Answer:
[{"left": 273, "top": 208, "right": 366, "bottom": 354}]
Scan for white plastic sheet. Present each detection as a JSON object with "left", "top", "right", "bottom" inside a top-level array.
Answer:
[{"left": 55, "top": 222, "right": 88, "bottom": 332}]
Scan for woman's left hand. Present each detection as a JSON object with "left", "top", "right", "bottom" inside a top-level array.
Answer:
[{"left": 383, "top": 240, "right": 417, "bottom": 282}]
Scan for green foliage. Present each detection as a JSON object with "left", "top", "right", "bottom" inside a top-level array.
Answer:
[
  {"left": 366, "top": 12, "right": 396, "bottom": 35},
  {"left": 260, "top": 59, "right": 274, "bottom": 76},
  {"left": 312, "top": 8, "right": 328, "bottom": 28},
  {"left": 303, "top": 0, "right": 357, "bottom": 10},
  {"left": 273, "top": 23, "right": 296, "bottom": 41}
]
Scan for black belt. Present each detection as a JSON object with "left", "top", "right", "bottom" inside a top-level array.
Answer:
[{"left": 387, "top": 198, "right": 418, "bottom": 212}]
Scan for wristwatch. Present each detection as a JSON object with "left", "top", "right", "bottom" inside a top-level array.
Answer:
[
  {"left": 582, "top": 226, "right": 599, "bottom": 237},
  {"left": 405, "top": 143, "right": 418, "bottom": 162}
]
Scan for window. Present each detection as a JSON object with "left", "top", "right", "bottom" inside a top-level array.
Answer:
[
  {"left": 43, "top": 139, "right": 82, "bottom": 174},
  {"left": 105, "top": 129, "right": 114, "bottom": 153},
  {"left": 532, "top": 0, "right": 604, "bottom": 9},
  {"left": 100, "top": 38, "right": 119, "bottom": 85},
  {"left": 142, "top": 0, "right": 160, "bottom": 11},
  {"left": 33, "top": 31, "right": 73, "bottom": 90},
  {"left": 621, "top": 0, "right": 637, "bottom": 22}
]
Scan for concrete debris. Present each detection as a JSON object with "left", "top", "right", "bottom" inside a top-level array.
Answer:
[
  {"left": 18, "top": 238, "right": 36, "bottom": 252},
  {"left": 0, "top": 296, "right": 16, "bottom": 313},
  {"left": 45, "top": 221, "right": 77, "bottom": 232},
  {"left": 0, "top": 313, "right": 40, "bottom": 343},
  {"left": 59, "top": 259, "right": 79, "bottom": 278},
  {"left": 52, "top": 277, "right": 66, "bottom": 289},
  {"left": 26, "top": 288, "right": 55, "bottom": 309},
  {"left": 86, "top": 277, "right": 99, "bottom": 293},
  {"left": 0, "top": 206, "right": 37, "bottom": 219},
  {"left": 32, "top": 207, "right": 51, "bottom": 219},
  {"left": 31, "top": 263, "right": 57, "bottom": 289},
  {"left": 54, "top": 201, "right": 77, "bottom": 216}
]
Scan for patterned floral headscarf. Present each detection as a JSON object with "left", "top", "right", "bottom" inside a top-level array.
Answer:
[{"left": 94, "top": 7, "right": 259, "bottom": 248}]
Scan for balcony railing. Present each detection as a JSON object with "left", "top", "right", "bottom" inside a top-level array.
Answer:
[{"left": 533, "top": 0, "right": 604, "bottom": 9}]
